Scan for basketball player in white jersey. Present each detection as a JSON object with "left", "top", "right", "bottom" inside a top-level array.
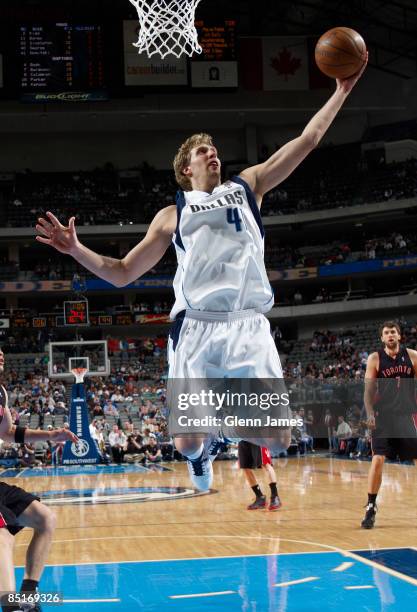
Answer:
[
  {"left": 35, "top": 57, "right": 367, "bottom": 490},
  {"left": 0, "top": 349, "right": 77, "bottom": 611}
]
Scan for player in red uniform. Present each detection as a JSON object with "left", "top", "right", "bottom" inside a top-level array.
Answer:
[{"left": 238, "top": 441, "right": 281, "bottom": 511}]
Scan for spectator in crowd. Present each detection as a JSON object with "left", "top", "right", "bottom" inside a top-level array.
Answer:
[
  {"left": 108, "top": 425, "right": 127, "bottom": 464},
  {"left": 334, "top": 415, "right": 352, "bottom": 453},
  {"left": 104, "top": 399, "right": 119, "bottom": 418},
  {"left": 354, "top": 427, "right": 371, "bottom": 458},
  {"left": 143, "top": 435, "right": 162, "bottom": 463},
  {"left": 124, "top": 429, "right": 144, "bottom": 463},
  {"left": 297, "top": 408, "right": 314, "bottom": 454},
  {"left": 324, "top": 408, "right": 336, "bottom": 450},
  {"left": 294, "top": 290, "right": 303, "bottom": 305},
  {"left": 54, "top": 401, "right": 68, "bottom": 415},
  {"left": 157, "top": 425, "right": 174, "bottom": 461},
  {"left": 18, "top": 443, "right": 42, "bottom": 468}
]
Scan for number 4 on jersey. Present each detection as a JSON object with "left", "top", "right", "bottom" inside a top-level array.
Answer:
[{"left": 227, "top": 207, "right": 243, "bottom": 232}]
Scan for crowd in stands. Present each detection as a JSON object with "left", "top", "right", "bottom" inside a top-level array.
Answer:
[
  {"left": 363, "top": 118, "right": 417, "bottom": 143},
  {"left": 1, "top": 143, "right": 416, "bottom": 229},
  {"left": 6, "top": 166, "right": 136, "bottom": 228},
  {"left": 260, "top": 150, "right": 417, "bottom": 216},
  {"left": 264, "top": 230, "right": 417, "bottom": 270},
  {"left": 1, "top": 224, "right": 415, "bottom": 288}
]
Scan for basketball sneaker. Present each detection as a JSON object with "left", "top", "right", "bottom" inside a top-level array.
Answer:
[
  {"left": 247, "top": 495, "right": 266, "bottom": 510},
  {"left": 361, "top": 503, "right": 377, "bottom": 529},
  {"left": 205, "top": 435, "right": 223, "bottom": 462},
  {"left": 18, "top": 598, "right": 42, "bottom": 611},
  {"left": 187, "top": 449, "right": 213, "bottom": 491},
  {"left": 268, "top": 495, "right": 282, "bottom": 511}
]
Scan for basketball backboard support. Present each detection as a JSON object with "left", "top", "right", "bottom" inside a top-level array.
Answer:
[{"left": 48, "top": 340, "right": 110, "bottom": 380}]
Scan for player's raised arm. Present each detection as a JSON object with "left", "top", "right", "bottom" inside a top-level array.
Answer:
[
  {"left": 240, "top": 53, "right": 368, "bottom": 201},
  {"left": 364, "top": 351, "right": 378, "bottom": 429},
  {"left": 35, "top": 206, "right": 176, "bottom": 287}
]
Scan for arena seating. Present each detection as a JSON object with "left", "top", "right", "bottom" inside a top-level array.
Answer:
[{"left": 1, "top": 150, "right": 416, "bottom": 227}]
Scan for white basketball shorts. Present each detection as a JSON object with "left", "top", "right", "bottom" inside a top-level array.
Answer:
[{"left": 168, "top": 309, "right": 283, "bottom": 379}]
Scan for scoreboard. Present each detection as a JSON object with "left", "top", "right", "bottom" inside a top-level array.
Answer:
[
  {"left": 0, "top": 16, "right": 241, "bottom": 99},
  {"left": 195, "top": 20, "right": 237, "bottom": 61},
  {"left": 191, "top": 19, "right": 238, "bottom": 88},
  {"left": 18, "top": 23, "right": 105, "bottom": 93},
  {"left": 64, "top": 300, "right": 89, "bottom": 326}
]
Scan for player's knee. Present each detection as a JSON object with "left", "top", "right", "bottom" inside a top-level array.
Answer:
[
  {"left": 33, "top": 505, "right": 57, "bottom": 533},
  {"left": 174, "top": 436, "right": 204, "bottom": 456},
  {"left": 372, "top": 455, "right": 385, "bottom": 470}
]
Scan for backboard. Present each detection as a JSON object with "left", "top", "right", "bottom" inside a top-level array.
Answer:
[{"left": 48, "top": 340, "right": 110, "bottom": 380}]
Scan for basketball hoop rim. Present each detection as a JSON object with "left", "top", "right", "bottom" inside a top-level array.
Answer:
[{"left": 71, "top": 367, "right": 88, "bottom": 383}]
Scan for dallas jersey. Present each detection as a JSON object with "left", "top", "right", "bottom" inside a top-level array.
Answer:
[{"left": 170, "top": 176, "right": 274, "bottom": 319}]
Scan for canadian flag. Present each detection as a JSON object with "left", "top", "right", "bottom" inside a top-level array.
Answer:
[{"left": 240, "top": 36, "right": 330, "bottom": 91}]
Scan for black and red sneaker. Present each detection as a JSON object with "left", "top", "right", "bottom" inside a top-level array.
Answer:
[
  {"left": 247, "top": 495, "right": 266, "bottom": 510},
  {"left": 361, "top": 503, "right": 377, "bottom": 529},
  {"left": 268, "top": 495, "right": 282, "bottom": 511}
]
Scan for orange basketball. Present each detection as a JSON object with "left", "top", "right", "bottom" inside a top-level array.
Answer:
[{"left": 315, "top": 27, "right": 367, "bottom": 79}]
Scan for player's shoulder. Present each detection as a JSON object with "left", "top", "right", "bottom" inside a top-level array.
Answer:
[
  {"left": 150, "top": 205, "right": 177, "bottom": 234},
  {"left": 406, "top": 347, "right": 417, "bottom": 359},
  {"left": 366, "top": 351, "right": 380, "bottom": 370},
  {"left": 155, "top": 204, "right": 176, "bottom": 218}
]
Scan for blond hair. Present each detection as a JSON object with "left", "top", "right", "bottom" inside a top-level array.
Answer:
[{"left": 173, "top": 133, "right": 214, "bottom": 191}]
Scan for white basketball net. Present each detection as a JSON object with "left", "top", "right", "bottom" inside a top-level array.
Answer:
[{"left": 128, "top": 0, "right": 203, "bottom": 59}]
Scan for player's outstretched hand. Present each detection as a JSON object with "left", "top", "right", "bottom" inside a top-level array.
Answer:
[
  {"left": 49, "top": 428, "right": 78, "bottom": 444},
  {"left": 336, "top": 51, "right": 368, "bottom": 95},
  {"left": 35, "top": 211, "right": 79, "bottom": 255}
]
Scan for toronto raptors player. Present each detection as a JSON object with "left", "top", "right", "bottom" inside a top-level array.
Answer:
[{"left": 362, "top": 321, "right": 417, "bottom": 529}]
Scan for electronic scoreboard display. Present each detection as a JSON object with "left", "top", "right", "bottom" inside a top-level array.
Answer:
[
  {"left": 195, "top": 20, "right": 237, "bottom": 61},
  {"left": 18, "top": 23, "right": 105, "bottom": 92},
  {"left": 64, "top": 300, "right": 89, "bottom": 326},
  {"left": 191, "top": 19, "right": 238, "bottom": 88}
]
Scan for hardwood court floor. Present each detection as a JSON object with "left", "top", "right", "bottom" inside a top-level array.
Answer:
[{"left": 12, "top": 455, "right": 417, "bottom": 567}]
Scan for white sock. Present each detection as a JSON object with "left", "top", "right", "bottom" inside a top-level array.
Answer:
[{"left": 186, "top": 444, "right": 204, "bottom": 460}]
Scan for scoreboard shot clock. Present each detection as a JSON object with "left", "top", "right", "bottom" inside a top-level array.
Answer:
[{"left": 64, "top": 300, "right": 89, "bottom": 326}]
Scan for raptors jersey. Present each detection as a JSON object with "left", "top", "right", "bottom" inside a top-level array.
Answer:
[
  {"left": 170, "top": 176, "right": 274, "bottom": 319},
  {"left": 376, "top": 347, "right": 416, "bottom": 415}
]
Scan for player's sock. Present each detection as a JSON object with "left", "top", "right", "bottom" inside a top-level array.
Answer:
[
  {"left": 20, "top": 579, "right": 39, "bottom": 593},
  {"left": 251, "top": 484, "right": 263, "bottom": 498},
  {"left": 269, "top": 482, "right": 278, "bottom": 498},
  {"left": 367, "top": 493, "right": 377, "bottom": 506},
  {"left": 186, "top": 444, "right": 204, "bottom": 460}
]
